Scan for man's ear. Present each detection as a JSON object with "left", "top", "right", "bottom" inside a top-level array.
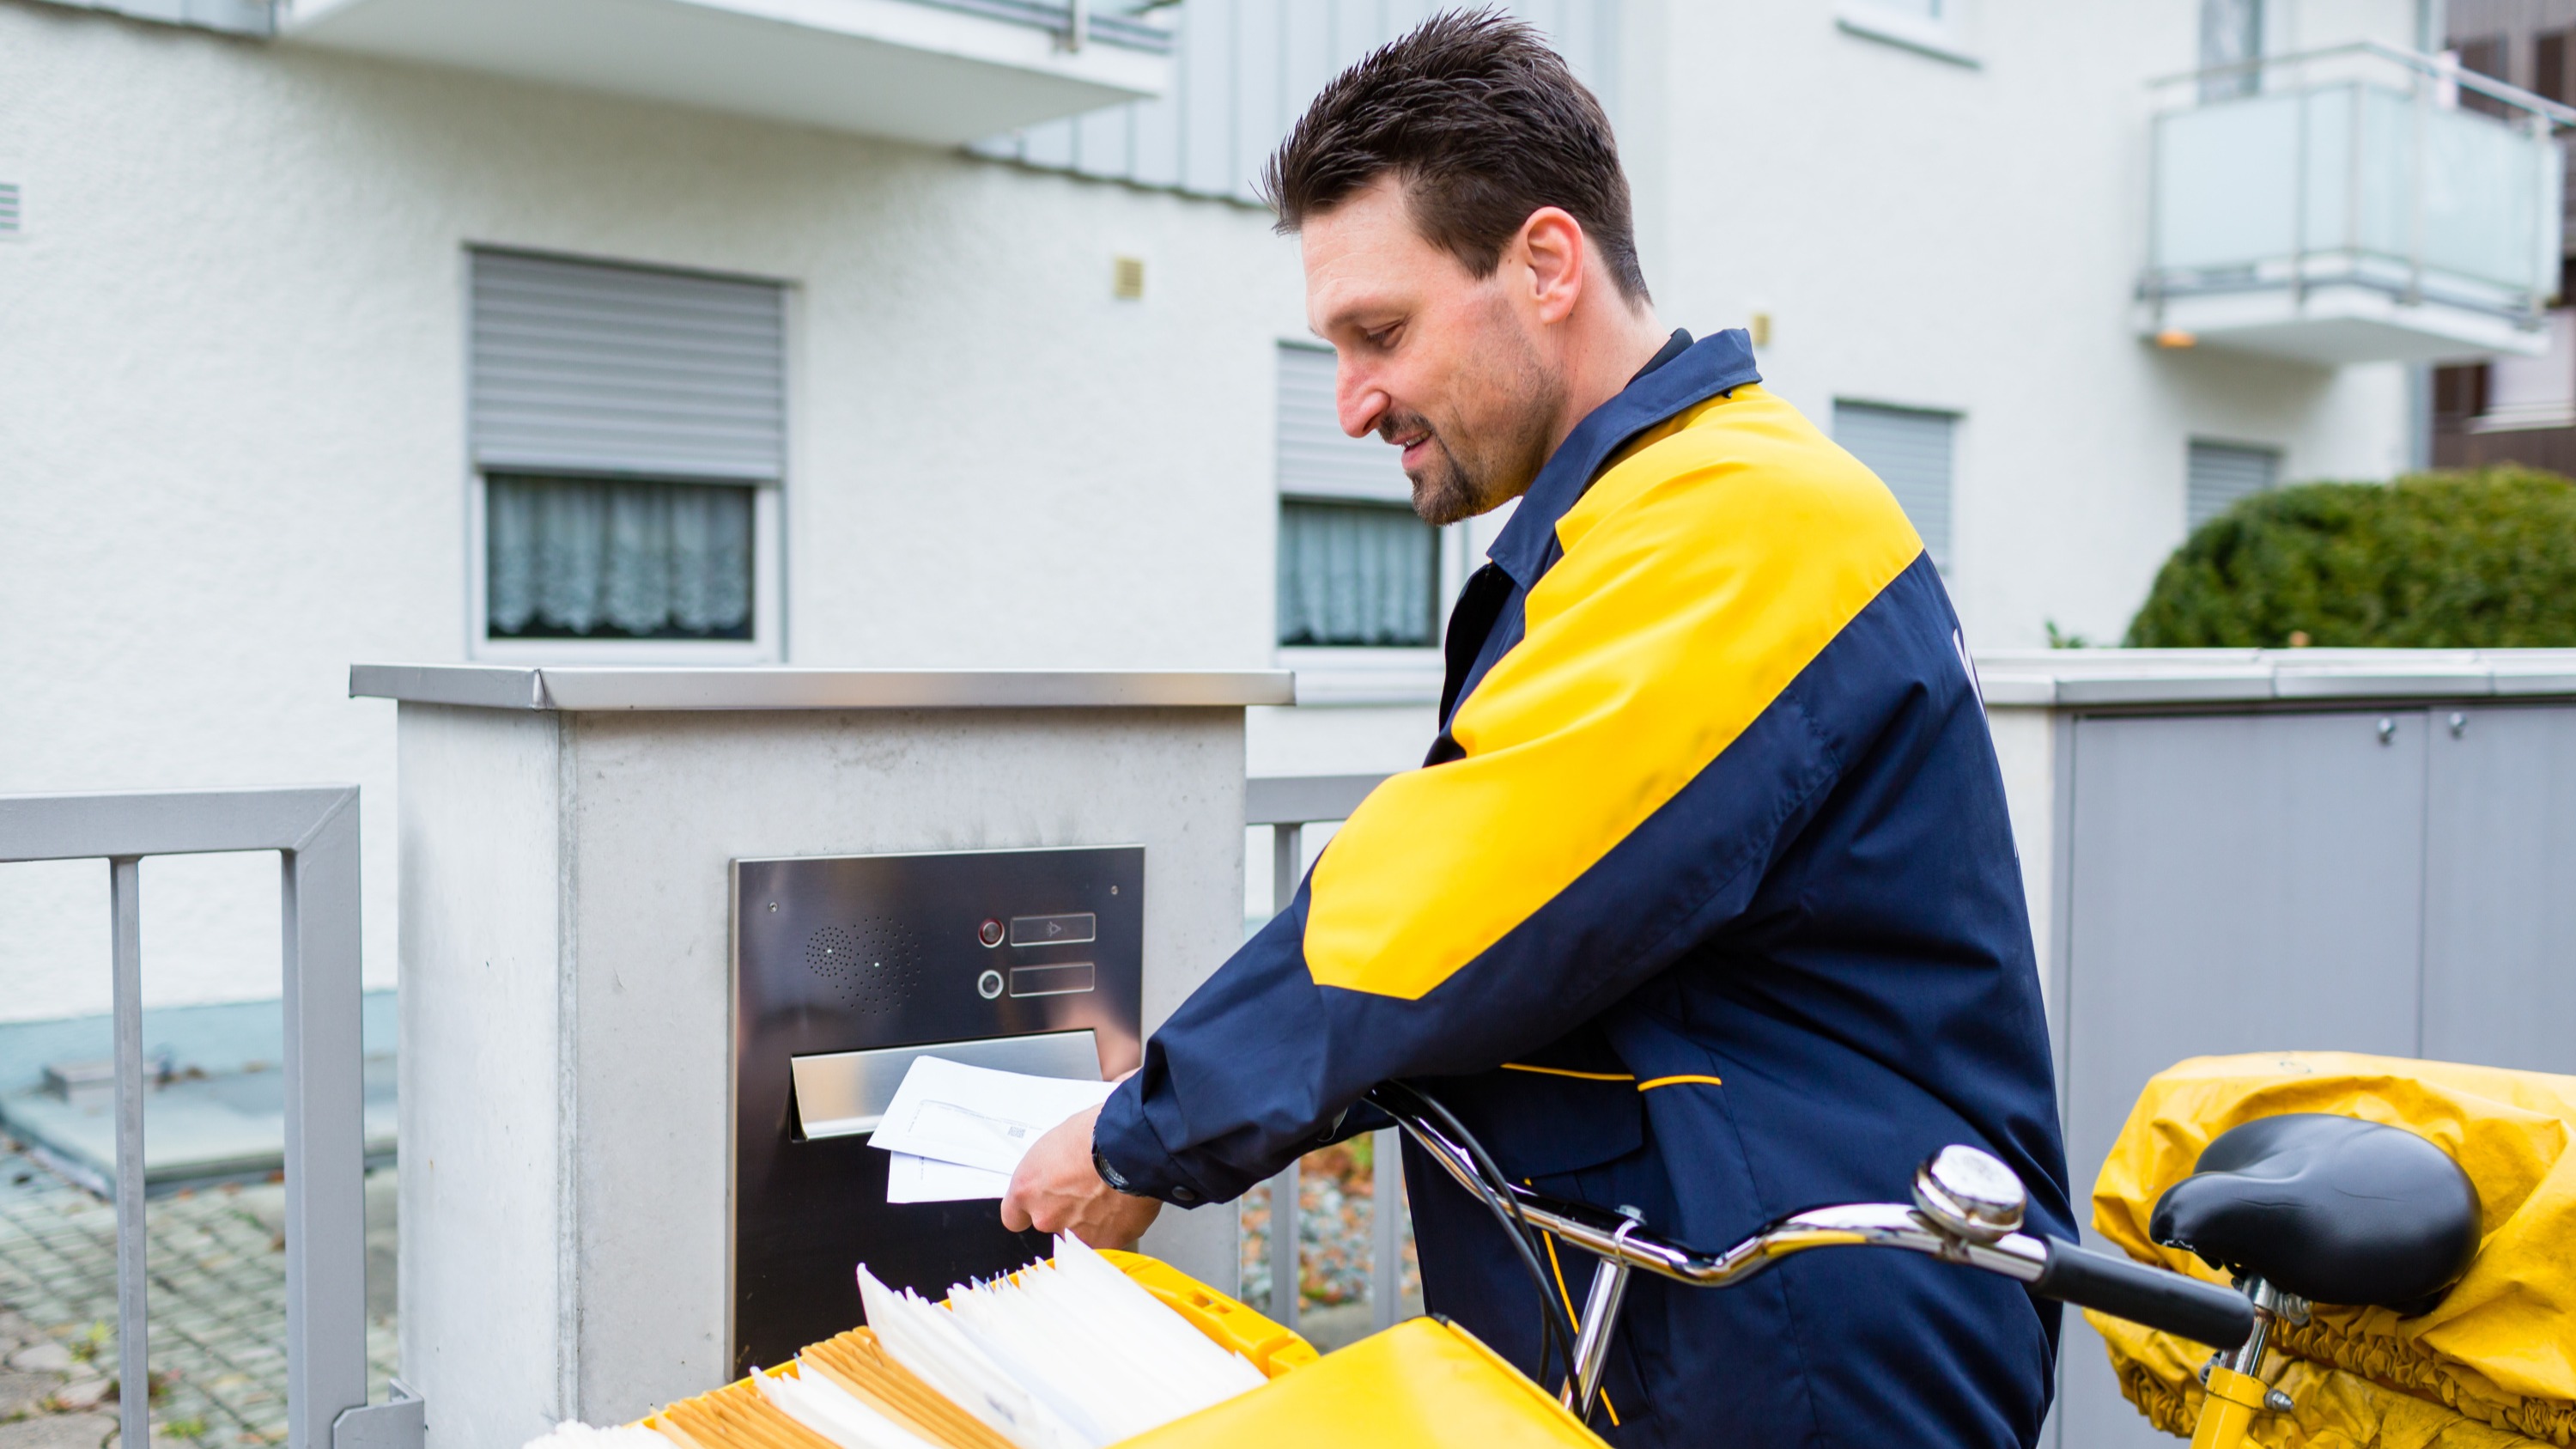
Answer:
[{"left": 1517, "top": 206, "right": 1587, "bottom": 326}]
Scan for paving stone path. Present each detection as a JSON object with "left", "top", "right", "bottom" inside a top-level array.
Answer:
[{"left": 0, "top": 1139, "right": 396, "bottom": 1448}]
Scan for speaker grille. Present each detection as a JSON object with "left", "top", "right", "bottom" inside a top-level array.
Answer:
[{"left": 805, "top": 917, "right": 923, "bottom": 1013}]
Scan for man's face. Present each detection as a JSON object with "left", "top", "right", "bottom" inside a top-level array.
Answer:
[{"left": 1302, "top": 177, "right": 1565, "bottom": 527}]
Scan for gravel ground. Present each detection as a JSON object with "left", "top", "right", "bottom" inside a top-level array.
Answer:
[
  {"left": 0, "top": 1139, "right": 397, "bottom": 1448},
  {"left": 1236, "top": 1137, "right": 1423, "bottom": 1351}
]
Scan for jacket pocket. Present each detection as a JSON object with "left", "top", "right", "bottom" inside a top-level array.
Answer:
[{"left": 1411, "top": 1063, "right": 1647, "bottom": 1181}]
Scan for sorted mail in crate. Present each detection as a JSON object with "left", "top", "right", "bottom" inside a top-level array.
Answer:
[
  {"left": 542, "top": 1239, "right": 1607, "bottom": 1449},
  {"left": 532, "top": 1059, "right": 1613, "bottom": 1449}
]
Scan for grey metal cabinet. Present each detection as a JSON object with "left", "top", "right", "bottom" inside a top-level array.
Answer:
[
  {"left": 2424, "top": 705, "right": 2576, "bottom": 1076},
  {"left": 1971, "top": 654, "right": 2576, "bottom": 1449},
  {"left": 2053, "top": 708, "right": 2432, "bottom": 1449}
]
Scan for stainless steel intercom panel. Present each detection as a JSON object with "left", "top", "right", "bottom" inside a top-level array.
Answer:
[{"left": 730, "top": 845, "right": 1144, "bottom": 1374}]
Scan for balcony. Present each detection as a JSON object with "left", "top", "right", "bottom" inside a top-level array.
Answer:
[
  {"left": 2141, "top": 44, "right": 2571, "bottom": 366},
  {"left": 276, "top": 0, "right": 1172, "bottom": 148}
]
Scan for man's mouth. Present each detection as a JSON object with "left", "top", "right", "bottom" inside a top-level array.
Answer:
[{"left": 1387, "top": 426, "right": 1436, "bottom": 472}]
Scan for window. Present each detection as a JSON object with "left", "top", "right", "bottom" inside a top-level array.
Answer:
[
  {"left": 2433, "top": 363, "right": 2491, "bottom": 433},
  {"left": 1274, "top": 343, "right": 1441, "bottom": 651},
  {"left": 2457, "top": 34, "right": 2515, "bottom": 119},
  {"left": 1834, "top": 401, "right": 1957, "bottom": 571},
  {"left": 485, "top": 476, "right": 754, "bottom": 640},
  {"left": 468, "top": 249, "right": 785, "bottom": 658},
  {"left": 2537, "top": 29, "right": 2572, "bottom": 106},
  {"left": 1277, "top": 501, "right": 1438, "bottom": 647},
  {"left": 2186, "top": 440, "right": 2281, "bottom": 528},
  {"left": 2198, "top": 0, "right": 2264, "bottom": 101}
]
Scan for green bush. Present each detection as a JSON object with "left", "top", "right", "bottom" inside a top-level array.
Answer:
[{"left": 2125, "top": 467, "right": 2576, "bottom": 648}]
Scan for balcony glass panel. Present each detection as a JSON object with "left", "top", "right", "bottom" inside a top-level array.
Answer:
[{"left": 2153, "top": 80, "right": 2558, "bottom": 312}]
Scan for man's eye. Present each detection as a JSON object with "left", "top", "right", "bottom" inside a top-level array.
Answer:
[{"left": 1364, "top": 325, "right": 1400, "bottom": 350}]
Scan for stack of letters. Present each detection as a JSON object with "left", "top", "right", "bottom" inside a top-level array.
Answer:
[{"left": 629, "top": 1237, "right": 1270, "bottom": 1449}]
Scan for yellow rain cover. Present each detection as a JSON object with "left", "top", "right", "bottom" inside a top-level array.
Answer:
[
  {"left": 1114, "top": 1317, "right": 1609, "bottom": 1449},
  {"left": 2087, "top": 1052, "right": 2576, "bottom": 1446}
]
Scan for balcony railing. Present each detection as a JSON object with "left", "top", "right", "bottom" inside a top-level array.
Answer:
[
  {"left": 2142, "top": 42, "right": 2575, "bottom": 365},
  {"left": 1244, "top": 773, "right": 1408, "bottom": 1344},
  {"left": 276, "top": 0, "right": 1173, "bottom": 149}
]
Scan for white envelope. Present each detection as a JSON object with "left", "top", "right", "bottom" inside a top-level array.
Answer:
[
  {"left": 868, "top": 1056, "right": 1116, "bottom": 1178},
  {"left": 886, "top": 1152, "right": 1013, "bottom": 1203}
]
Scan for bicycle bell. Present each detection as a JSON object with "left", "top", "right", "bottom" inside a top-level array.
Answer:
[{"left": 1914, "top": 1144, "right": 2027, "bottom": 1242}]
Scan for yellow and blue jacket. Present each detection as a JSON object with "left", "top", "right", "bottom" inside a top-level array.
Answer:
[{"left": 1094, "top": 330, "right": 2072, "bottom": 1448}]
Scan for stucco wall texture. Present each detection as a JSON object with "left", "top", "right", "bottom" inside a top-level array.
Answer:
[
  {"left": 0, "top": 3, "right": 1310, "bottom": 1020},
  {"left": 1, "top": 0, "right": 2425, "bottom": 1020}
]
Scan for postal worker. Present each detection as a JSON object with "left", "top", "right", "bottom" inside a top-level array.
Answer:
[{"left": 1004, "top": 11, "right": 2073, "bottom": 1446}]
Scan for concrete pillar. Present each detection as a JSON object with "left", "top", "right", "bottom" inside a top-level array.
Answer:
[{"left": 357, "top": 666, "right": 1286, "bottom": 1445}]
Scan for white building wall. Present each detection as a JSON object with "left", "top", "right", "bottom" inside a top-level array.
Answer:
[
  {"left": 1631, "top": 0, "right": 2418, "bottom": 650},
  {"left": 0, "top": 2, "right": 1310, "bottom": 1021},
  {"left": 0, "top": 0, "right": 2441, "bottom": 1018}
]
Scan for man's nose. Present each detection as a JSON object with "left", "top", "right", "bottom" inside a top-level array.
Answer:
[{"left": 1336, "top": 364, "right": 1388, "bottom": 441}]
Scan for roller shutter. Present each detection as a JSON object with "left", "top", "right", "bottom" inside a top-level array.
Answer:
[
  {"left": 1835, "top": 401, "right": 1957, "bottom": 571},
  {"left": 470, "top": 250, "right": 786, "bottom": 482},
  {"left": 1276, "top": 342, "right": 1410, "bottom": 504},
  {"left": 2186, "top": 440, "right": 2281, "bottom": 528}
]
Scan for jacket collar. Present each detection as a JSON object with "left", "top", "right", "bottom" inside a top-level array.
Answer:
[{"left": 1485, "top": 328, "right": 1761, "bottom": 591}]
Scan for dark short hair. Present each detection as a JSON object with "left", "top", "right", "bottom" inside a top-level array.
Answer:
[{"left": 1261, "top": 9, "right": 1649, "bottom": 303}]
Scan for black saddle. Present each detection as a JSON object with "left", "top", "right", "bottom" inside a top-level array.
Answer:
[{"left": 2150, "top": 1113, "right": 2480, "bottom": 1312}]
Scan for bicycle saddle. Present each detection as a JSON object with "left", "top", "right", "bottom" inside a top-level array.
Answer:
[{"left": 2149, "top": 1113, "right": 2479, "bottom": 1312}]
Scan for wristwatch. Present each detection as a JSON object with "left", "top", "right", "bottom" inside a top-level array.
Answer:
[
  {"left": 1093, "top": 1146, "right": 1144, "bottom": 1196},
  {"left": 1095, "top": 1146, "right": 1197, "bottom": 1203}
]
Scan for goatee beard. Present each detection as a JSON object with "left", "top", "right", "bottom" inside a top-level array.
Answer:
[
  {"left": 1387, "top": 410, "right": 1558, "bottom": 527},
  {"left": 1391, "top": 410, "right": 1546, "bottom": 528}
]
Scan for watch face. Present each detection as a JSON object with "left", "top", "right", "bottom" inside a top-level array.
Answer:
[{"left": 1093, "top": 1147, "right": 1138, "bottom": 1196}]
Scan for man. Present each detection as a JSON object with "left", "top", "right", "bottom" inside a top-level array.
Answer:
[{"left": 1004, "top": 12, "right": 2072, "bottom": 1446}]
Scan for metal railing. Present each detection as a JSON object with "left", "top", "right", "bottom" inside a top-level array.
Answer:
[
  {"left": 2143, "top": 40, "right": 2576, "bottom": 326},
  {"left": 1243, "top": 772, "right": 1394, "bottom": 1337},
  {"left": 0, "top": 787, "right": 417, "bottom": 1449},
  {"left": 913, "top": 0, "right": 1176, "bottom": 53}
]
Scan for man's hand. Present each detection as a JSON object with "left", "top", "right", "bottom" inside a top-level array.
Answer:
[{"left": 1001, "top": 1104, "right": 1162, "bottom": 1249}]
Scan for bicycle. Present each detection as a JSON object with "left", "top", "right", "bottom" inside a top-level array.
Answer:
[{"left": 1365, "top": 1082, "right": 2477, "bottom": 1449}]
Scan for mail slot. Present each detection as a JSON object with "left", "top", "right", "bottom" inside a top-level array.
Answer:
[
  {"left": 788, "top": 1030, "right": 1101, "bottom": 1139},
  {"left": 732, "top": 846, "right": 1143, "bottom": 1375}
]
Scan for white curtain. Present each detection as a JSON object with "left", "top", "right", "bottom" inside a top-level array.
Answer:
[
  {"left": 487, "top": 475, "right": 753, "bottom": 638},
  {"left": 1277, "top": 500, "right": 1437, "bottom": 647}
]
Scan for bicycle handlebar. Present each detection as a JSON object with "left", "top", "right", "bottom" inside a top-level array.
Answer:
[
  {"left": 1366, "top": 1082, "right": 2254, "bottom": 1350},
  {"left": 2030, "top": 1236, "right": 2254, "bottom": 1348}
]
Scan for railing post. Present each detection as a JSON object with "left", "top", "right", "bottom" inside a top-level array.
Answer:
[
  {"left": 1267, "top": 822, "right": 1306, "bottom": 1337},
  {"left": 1269, "top": 821, "right": 1303, "bottom": 922},
  {"left": 1241, "top": 777, "right": 1396, "bottom": 1344},
  {"left": 1267, "top": 1157, "right": 1300, "bottom": 1336},
  {"left": 110, "top": 856, "right": 149, "bottom": 1449},
  {"left": 2145, "top": 103, "right": 2166, "bottom": 328},
  {"left": 2531, "top": 111, "right": 2555, "bottom": 321},
  {"left": 1369, "top": 1126, "right": 1404, "bottom": 1333},
  {"left": 285, "top": 794, "right": 370, "bottom": 1449},
  {"left": 2401, "top": 74, "right": 2423, "bottom": 306},
  {"left": 2292, "top": 56, "right": 2312, "bottom": 307}
]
